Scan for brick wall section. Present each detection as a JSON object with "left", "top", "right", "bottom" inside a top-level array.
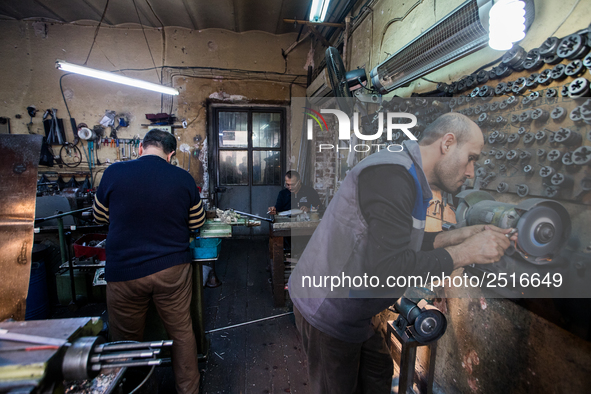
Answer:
[{"left": 313, "top": 125, "right": 336, "bottom": 207}]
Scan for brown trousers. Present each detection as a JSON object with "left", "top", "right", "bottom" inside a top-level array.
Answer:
[
  {"left": 107, "top": 263, "right": 200, "bottom": 394},
  {"left": 293, "top": 305, "right": 393, "bottom": 394}
]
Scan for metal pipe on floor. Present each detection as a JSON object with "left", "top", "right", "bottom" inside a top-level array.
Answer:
[{"left": 205, "top": 312, "right": 294, "bottom": 334}]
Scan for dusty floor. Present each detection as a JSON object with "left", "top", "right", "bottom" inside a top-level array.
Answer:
[{"left": 51, "top": 237, "right": 310, "bottom": 394}]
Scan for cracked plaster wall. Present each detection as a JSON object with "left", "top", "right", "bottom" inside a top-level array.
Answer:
[{"left": 0, "top": 20, "right": 308, "bottom": 193}]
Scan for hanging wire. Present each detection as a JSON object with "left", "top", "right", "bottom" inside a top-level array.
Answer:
[
  {"left": 549, "top": 0, "right": 581, "bottom": 38},
  {"left": 131, "top": 0, "right": 161, "bottom": 83},
  {"left": 84, "top": 0, "right": 111, "bottom": 65}
]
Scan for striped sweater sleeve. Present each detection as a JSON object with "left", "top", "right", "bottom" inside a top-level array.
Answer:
[
  {"left": 93, "top": 194, "right": 109, "bottom": 224},
  {"left": 189, "top": 200, "right": 206, "bottom": 230}
]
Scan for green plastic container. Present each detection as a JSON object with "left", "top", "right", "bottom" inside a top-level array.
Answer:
[{"left": 191, "top": 238, "right": 221, "bottom": 259}]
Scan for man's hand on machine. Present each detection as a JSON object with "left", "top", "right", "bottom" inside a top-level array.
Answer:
[
  {"left": 445, "top": 226, "right": 517, "bottom": 269},
  {"left": 434, "top": 224, "right": 518, "bottom": 249}
]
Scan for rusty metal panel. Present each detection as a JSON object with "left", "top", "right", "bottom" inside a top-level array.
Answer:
[{"left": 0, "top": 134, "right": 43, "bottom": 321}]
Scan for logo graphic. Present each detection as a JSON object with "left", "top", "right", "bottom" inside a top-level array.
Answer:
[
  {"left": 304, "top": 107, "right": 328, "bottom": 134},
  {"left": 304, "top": 108, "right": 418, "bottom": 153},
  {"left": 305, "top": 109, "right": 418, "bottom": 142}
]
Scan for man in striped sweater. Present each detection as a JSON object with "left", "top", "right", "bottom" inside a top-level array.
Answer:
[{"left": 93, "top": 129, "right": 205, "bottom": 394}]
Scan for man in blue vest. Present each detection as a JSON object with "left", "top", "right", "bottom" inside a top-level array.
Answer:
[{"left": 289, "top": 113, "right": 517, "bottom": 393}]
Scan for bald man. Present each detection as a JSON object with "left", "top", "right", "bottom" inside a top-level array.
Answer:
[{"left": 288, "top": 113, "right": 517, "bottom": 394}]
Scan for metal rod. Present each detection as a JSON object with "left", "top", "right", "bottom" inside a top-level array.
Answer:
[
  {"left": 35, "top": 207, "right": 92, "bottom": 223},
  {"left": 205, "top": 312, "right": 293, "bottom": 334},
  {"left": 283, "top": 18, "right": 345, "bottom": 28},
  {"left": 95, "top": 340, "right": 173, "bottom": 353},
  {"left": 57, "top": 217, "right": 76, "bottom": 304},
  {"left": 231, "top": 209, "right": 273, "bottom": 223},
  {"left": 91, "top": 349, "right": 160, "bottom": 363},
  {"left": 0, "top": 331, "right": 68, "bottom": 347},
  {"left": 93, "top": 359, "right": 163, "bottom": 370}
]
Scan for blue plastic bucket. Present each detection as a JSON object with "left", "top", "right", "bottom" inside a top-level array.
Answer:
[
  {"left": 191, "top": 238, "right": 222, "bottom": 259},
  {"left": 25, "top": 244, "right": 49, "bottom": 320}
]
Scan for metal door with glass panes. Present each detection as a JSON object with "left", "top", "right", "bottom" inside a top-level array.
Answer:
[{"left": 213, "top": 108, "right": 285, "bottom": 235}]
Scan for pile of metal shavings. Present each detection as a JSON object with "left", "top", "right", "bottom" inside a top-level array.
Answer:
[
  {"left": 64, "top": 371, "right": 116, "bottom": 394},
  {"left": 216, "top": 208, "right": 241, "bottom": 224}
]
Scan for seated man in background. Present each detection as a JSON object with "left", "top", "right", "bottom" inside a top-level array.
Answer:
[{"left": 268, "top": 170, "right": 321, "bottom": 215}]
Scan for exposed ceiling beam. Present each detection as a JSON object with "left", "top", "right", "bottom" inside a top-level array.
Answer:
[
  {"left": 307, "top": 25, "right": 330, "bottom": 47},
  {"left": 79, "top": 0, "right": 114, "bottom": 25},
  {"left": 180, "top": 0, "right": 198, "bottom": 30},
  {"left": 32, "top": 0, "right": 66, "bottom": 22},
  {"left": 282, "top": 30, "right": 311, "bottom": 57},
  {"left": 283, "top": 18, "right": 345, "bottom": 28},
  {"left": 274, "top": 0, "right": 286, "bottom": 35},
  {"left": 232, "top": 0, "right": 239, "bottom": 32}
]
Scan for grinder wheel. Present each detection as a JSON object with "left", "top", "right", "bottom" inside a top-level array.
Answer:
[{"left": 516, "top": 206, "right": 564, "bottom": 259}]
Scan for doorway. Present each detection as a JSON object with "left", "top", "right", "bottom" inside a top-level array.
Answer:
[{"left": 211, "top": 106, "right": 286, "bottom": 236}]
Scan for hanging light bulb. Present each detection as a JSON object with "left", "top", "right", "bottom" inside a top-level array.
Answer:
[{"left": 488, "top": 0, "right": 527, "bottom": 51}]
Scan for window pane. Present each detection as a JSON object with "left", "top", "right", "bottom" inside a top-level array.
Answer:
[
  {"left": 253, "top": 113, "right": 280, "bottom": 148},
  {"left": 220, "top": 151, "right": 248, "bottom": 185},
  {"left": 219, "top": 112, "right": 248, "bottom": 148},
  {"left": 253, "top": 151, "right": 282, "bottom": 185}
]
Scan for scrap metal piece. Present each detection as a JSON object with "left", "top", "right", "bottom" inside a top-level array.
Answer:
[{"left": 0, "top": 134, "right": 43, "bottom": 321}]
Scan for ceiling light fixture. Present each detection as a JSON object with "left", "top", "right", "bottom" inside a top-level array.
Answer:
[
  {"left": 488, "top": 0, "right": 526, "bottom": 50},
  {"left": 369, "top": 0, "right": 534, "bottom": 94},
  {"left": 55, "top": 60, "right": 179, "bottom": 96},
  {"left": 309, "top": 0, "right": 331, "bottom": 23}
]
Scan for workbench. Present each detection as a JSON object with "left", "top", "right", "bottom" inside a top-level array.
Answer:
[{"left": 268, "top": 219, "right": 320, "bottom": 307}]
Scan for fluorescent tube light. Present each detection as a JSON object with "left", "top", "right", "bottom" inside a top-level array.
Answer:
[
  {"left": 309, "top": 0, "right": 331, "bottom": 22},
  {"left": 56, "top": 60, "right": 179, "bottom": 96}
]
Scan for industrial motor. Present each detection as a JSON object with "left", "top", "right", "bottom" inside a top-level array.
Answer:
[{"left": 455, "top": 190, "right": 571, "bottom": 265}]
